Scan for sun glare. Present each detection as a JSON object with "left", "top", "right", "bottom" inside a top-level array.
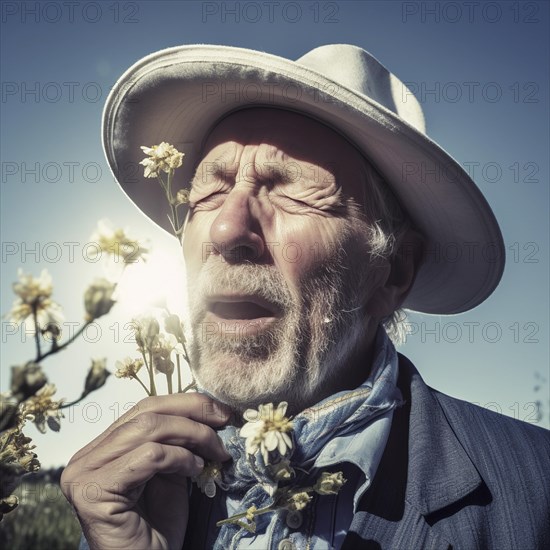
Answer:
[{"left": 113, "top": 248, "right": 187, "bottom": 318}]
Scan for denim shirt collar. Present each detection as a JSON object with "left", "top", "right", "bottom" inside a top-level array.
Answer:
[{"left": 291, "top": 326, "right": 402, "bottom": 511}]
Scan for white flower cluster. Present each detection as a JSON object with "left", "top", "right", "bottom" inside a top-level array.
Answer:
[{"left": 140, "top": 142, "right": 184, "bottom": 178}]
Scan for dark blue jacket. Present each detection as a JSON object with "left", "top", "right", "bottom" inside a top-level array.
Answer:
[{"left": 341, "top": 354, "right": 550, "bottom": 549}]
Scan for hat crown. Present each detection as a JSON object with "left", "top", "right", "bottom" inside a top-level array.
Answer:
[{"left": 296, "top": 44, "right": 425, "bottom": 134}]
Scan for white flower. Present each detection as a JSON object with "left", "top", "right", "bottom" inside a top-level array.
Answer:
[
  {"left": 115, "top": 357, "right": 144, "bottom": 379},
  {"left": 6, "top": 269, "right": 64, "bottom": 332},
  {"left": 240, "top": 402, "right": 293, "bottom": 465},
  {"left": 89, "top": 219, "right": 148, "bottom": 264},
  {"left": 286, "top": 491, "right": 312, "bottom": 511},
  {"left": 192, "top": 461, "right": 223, "bottom": 498},
  {"left": 20, "top": 384, "right": 64, "bottom": 434},
  {"left": 175, "top": 188, "right": 190, "bottom": 205},
  {"left": 140, "top": 142, "right": 184, "bottom": 178},
  {"left": 13, "top": 269, "right": 52, "bottom": 302}
]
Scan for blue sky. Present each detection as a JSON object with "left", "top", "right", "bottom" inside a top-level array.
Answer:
[{"left": 1, "top": 0, "right": 548, "bottom": 466}]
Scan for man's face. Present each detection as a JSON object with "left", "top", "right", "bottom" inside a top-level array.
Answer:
[{"left": 182, "top": 108, "right": 388, "bottom": 413}]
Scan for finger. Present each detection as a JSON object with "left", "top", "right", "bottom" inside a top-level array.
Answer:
[
  {"left": 82, "top": 413, "right": 231, "bottom": 468},
  {"left": 72, "top": 393, "right": 231, "bottom": 462},
  {"left": 70, "top": 443, "right": 204, "bottom": 509},
  {"left": 112, "top": 442, "right": 204, "bottom": 493}
]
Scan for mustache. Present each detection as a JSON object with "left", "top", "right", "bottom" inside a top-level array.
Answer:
[{"left": 189, "top": 259, "right": 295, "bottom": 313}]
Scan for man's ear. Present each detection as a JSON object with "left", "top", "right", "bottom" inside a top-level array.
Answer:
[{"left": 366, "top": 229, "right": 424, "bottom": 318}]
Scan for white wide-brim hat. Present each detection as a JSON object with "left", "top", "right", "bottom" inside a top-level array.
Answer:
[{"left": 102, "top": 44, "right": 505, "bottom": 315}]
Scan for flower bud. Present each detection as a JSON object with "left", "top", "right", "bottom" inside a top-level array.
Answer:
[
  {"left": 152, "top": 351, "right": 174, "bottom": 375},
  {"left": 82, "top": 358, "right": 111, "bottom": 398},
  {"left": 10, "top": 363, "right": 47, "bottom": 402},
  {"left": 164, "top": 313, "right": 186, "bottom": 344},
  {"left": 84, "top": 278, "right": 116, "bottom": 321},
  {"left": 271, "top": 460, "right": 294, "bottom": 481},
  {"left": 176, "top": 189, "right": 190, "bottom": 205},
  {"left": 287, "top": 491, "right": 312, "bottom": 511},
  {"left": 314, "top": 471, "right": 346, "bottom": 495},
  {"left": 0, "top": 495, "right": 19, "bottom": 519}
]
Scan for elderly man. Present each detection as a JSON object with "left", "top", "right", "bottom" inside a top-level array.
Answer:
[{"left": 62, "top": 45, "right": 550, "bottom": 549}]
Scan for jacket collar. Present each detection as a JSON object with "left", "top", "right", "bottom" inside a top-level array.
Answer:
[{"left": 357, "top": 353, "right": 485, "bottom": 519}]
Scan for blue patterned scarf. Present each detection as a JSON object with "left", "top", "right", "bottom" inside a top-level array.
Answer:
[{"left": 212, "top": 329, "right": 402, "bottom": 549}]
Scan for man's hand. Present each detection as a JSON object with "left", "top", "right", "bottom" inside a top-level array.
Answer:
[{"left": 61, "top": 393, "right": 231, "bottom": 550}]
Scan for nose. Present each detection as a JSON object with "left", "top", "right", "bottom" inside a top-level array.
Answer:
[{"left": 209, "top": 190, "right": 265, "bottom": 263}]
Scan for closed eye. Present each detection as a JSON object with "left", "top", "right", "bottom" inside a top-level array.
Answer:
[
  {"left": 269, "top": 192, "right": 343, "bottom": 215},
  {"left": 189, "top": 191, "right": 229, "bottom": 211},
  {"left": 268, "top": 194, "right": 320, "bottom": 213}
]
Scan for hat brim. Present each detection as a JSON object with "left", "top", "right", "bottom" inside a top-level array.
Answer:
[{"left": 103, "top": 44, "right": 504, "bottom": 315}]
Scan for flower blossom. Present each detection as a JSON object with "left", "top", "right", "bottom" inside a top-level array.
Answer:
[
  {"left": 176, "top": 188, "right": 190, "bottom": 205},
  {"left": 140, "top": 142, "right": 184, "bottom": 178},
  {"left": 89, "top": 219, "right": 148, "bottom": 264},
  {"left": 20, "top": 384, "right": 64, "bottom": 434},
  {"left": 13, "top": 268, "right": 52, "bottom": 302},
  {"left": 7, "top": 269, "right": 64, "bottom": 332},
  {"left": 0, "top": 428, "right": 40, "bottom": 475},
  {"left": 240, "top": 402, "right": 293, "bottom": 465},
  {"left": 286, "top": 491, "right": 312, "bottom": 511},
  {"left": 192, "top": 461, "right": 224, "bottom": 498},
  {"left": 114, "top": 357, "right": 144, "bottom": 379}
]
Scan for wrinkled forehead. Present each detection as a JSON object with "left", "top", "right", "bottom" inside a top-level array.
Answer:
[{"left": 198, "top": 107, "right": 367, "bottom": 190}]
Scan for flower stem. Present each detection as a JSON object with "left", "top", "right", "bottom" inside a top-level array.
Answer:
[
  {"left": 181, "top": 380, "right": 197, "bottom": 393},
  {"left": 59, "top": 395, "right": 87, "bottom": 410},
  {"left": 140, "top": 349, "right": 154, "bottom": 396},
  {"left": 131, "top": 373, "right": 151, "bottom": 396},
  {"left": 148, "top": 350, "right": 157, "bottom": 396},
  {"left": 35, "top": 321, "right": 91, "bottom": 363},
  {"left": 166, "top": 169, "right": 182, "bottom": 233},
  {"left": 180, "top": 338, "right": 191, "bottom": 367},
  {"left": 31, "top": 302, "right": 42, "bottom": 360},
  {"left": 176, "top": 355, "right": 182, "bottom": 393},
  {"left": 216, "top": 504, "right": 274, "bottom": 527},
  {"left": 166, "top": 372, "right": 173, "bottom": 395}
]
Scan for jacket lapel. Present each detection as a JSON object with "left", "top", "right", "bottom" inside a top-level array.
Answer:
[{"left": 342, "top": 354, "right": 486, "bottom": 548}]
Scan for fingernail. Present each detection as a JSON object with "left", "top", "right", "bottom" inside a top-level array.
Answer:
[
  {"left": 194, "top": 455, "right": 204, "bottom": 469},
  {"left": 213, "top": 401, "right": 231, "bottom": 419}
]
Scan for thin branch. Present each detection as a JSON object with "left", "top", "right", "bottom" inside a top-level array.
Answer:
[
  {"left": 35, "top": 322, "right": 91, "bottom": 363},
  {"left": 31, "top": 303, "right": 42, "bottom": 360}
]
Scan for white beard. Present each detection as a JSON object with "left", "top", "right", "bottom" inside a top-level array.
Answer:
[{"left": 187, "top": 240, "right": 372, "bottom": 413}]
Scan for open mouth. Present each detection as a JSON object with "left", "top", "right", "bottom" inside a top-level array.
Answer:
[{"left": 206, "top": 295, "right": 281, "bottom": 323}]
